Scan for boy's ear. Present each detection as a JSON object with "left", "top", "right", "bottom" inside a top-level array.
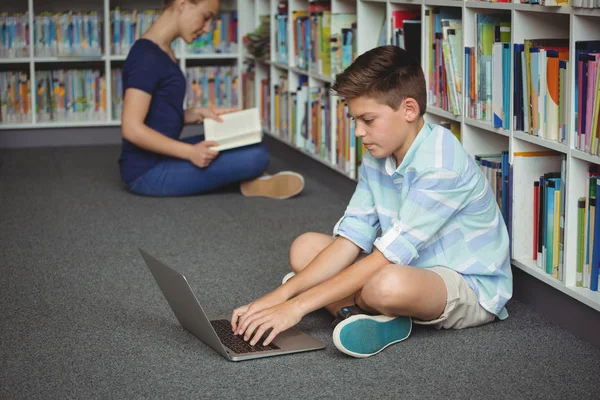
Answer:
[{"left": 403, "top": 98, "right": 420, "bottom": 122}]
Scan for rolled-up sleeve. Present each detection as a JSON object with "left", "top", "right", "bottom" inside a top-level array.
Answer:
[
  {"left": 333, "top": 164, "right": 380, "bottom": 252},
  {"left": 374, "top": 167, "right": 477, "bottom": 265}
]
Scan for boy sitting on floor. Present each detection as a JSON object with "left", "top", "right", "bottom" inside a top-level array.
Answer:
[{"left": 230, "top": 45, "right": 513, "bottom": 358}]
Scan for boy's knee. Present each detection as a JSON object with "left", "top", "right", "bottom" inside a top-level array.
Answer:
[
  {"left": 289, "top": 232, "right": 332, "bottom": 273},
  {"left": 290, "top": 232, "right": 317, "bottom": 272},
  {"left": 362, "top": 265, "right": 410, "bottom": 313}
]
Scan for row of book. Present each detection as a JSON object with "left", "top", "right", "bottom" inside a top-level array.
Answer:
[
  {"left": 466, "top": 14, "right": 511, "bottom": 127},
  {"left": 518, "top": 0, "right": 597, "bottom": 6},
  {"left": 111, "top": 65, "right": 240, "bottom": 118},
  {"left": 112, "top": 8, "right": 238, "bottom": 55},
  {"left": 514, "top": 39, "right": 570, "bottom": 144},
  {"left": 254, "top": 68, "right": 364, "bottom": 178},
  {"left": 274, "top": 1, "right": 358, "bottom": 78},
  {"left": 481, "top": 0, "right": 594, "bottom": 5},
  {"left": 36, "top": 68, "right": 107, "bottom": 122},
  {"left": 1, "top": 69, "right": 108, "bottom": 123},
  {"left": 574, "top": 41, "right": 600, "bottom": 156},
  {"left": 0, "top": 13, "right": 29, "bottom": 58},
  {"left": 530, "top": 154, "right": 567, "bottom": 281},
  {"left": 1, "top": 8, "right": 238, "bottom": 59},
  {"left": 426, "top": 7, "right": 463, "bottom": 116},
  {"left": 0, "top": 72, "right": 31, "bottom": 124},
  {"left": 34, "top": 11, "right": 102, "bottom": 57},
  {"left": 577, "top": 165, "right": 600, "bottom": 291}
]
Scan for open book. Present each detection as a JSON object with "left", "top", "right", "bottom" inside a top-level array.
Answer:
[{"left": 203, "top": 107, "right": 263, "bottom": 151}]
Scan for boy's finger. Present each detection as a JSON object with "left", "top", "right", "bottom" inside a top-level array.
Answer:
[
  {"left": 250, "top": 323, "right": 269, "bottom": 346},
  {"left": 263, "top": 327, "right": 280, "bottom": 346}
]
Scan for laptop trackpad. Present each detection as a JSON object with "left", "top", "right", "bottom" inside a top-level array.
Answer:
[{"left": 274, "top": 327, "right": 325, "bottom": 351}]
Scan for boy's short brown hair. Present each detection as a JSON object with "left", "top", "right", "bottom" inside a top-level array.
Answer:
[{"left": 331, "top": 45, "right": 426, "bottom": 116}]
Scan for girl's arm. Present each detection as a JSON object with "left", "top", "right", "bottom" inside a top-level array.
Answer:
[{"left": 121, "top": 87, "right": 194, "bottom": 160}]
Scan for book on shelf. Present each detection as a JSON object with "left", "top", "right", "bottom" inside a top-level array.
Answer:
[
  {"left": 464, "top": 13, "right": 511, "bottom": 126},
  {"left": 514, "top": 38, "right": 569, "bottom": 142},
  {"left": 426, "top": 7, "right": 462, "bottom": 116},
  {"left": 0, "top": 12, "right": 30, "bottom": 58},
  {"left": 34, "top": 11, "right": 103, "bottom": 57},
  {"left": 275, "top": 1, "right": 289, "bottom": 64},
  {"left": 185, "top": 66, "right": 239, "bottom": 109},
  {"left": 511, "top": 151, "right": 566, "bottom": 280},
  {"left": 574, "top": 40, "right": 600, "bottom": 156},
  {"left": 203, "top": 107, "right": 262, "bottom": 152},
  {"left": 186, "top": 10, "right": 238, "bottom": 54},
  {"left": 36, "top": 68, "right": 107, "bottom": 123},
  {"left": 576, "top": 165, "right": 600, "bottom": 291},
  {"left": 391, "top": 9, "right": 421, "bottom": 65},
  {"left": 0, "top": 71, "right": 31, "bottom": 124},
  {"left": 242, "top": 61, "right": 256, "bottom": 109},
  {"left": 111, "top": 8, "right": 182, "bottom": 56}
]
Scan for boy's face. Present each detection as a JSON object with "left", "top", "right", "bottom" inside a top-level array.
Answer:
[{"left": 347, "top": 96, "right": 412, "bottom": 159}]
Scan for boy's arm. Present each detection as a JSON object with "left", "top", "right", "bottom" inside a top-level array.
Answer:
[
  {"left": 292, "top": 248, "right": 391, "bottom": 316},
  {"left": 374, "top": 166, "right": 479, "bottom": 266},
  {"left": 279, "top": 236, "right": 362, "bottom": 299}
]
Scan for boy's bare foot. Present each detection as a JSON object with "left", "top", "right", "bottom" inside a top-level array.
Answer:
[{"left": 240, "top": 171, "right": 305, "bottom": 200}]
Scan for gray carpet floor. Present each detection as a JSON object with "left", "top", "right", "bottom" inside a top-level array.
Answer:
[{"left": 1, "top": 139, "right": 600, "bottom": 399}]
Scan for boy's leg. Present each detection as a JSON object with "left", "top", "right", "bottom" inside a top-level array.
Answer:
[{"left": 359, "top": 265, "right": 495, "bottom": 329}]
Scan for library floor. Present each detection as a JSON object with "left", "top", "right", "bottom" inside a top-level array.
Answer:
[{"left": 1, "top": 136, "right": 600, "bottom": 399}]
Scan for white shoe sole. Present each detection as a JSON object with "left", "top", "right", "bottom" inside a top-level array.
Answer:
[{"left": 332, "top": 314, "right": 412, "bottom": 358}]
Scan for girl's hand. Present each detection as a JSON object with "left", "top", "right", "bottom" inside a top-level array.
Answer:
[
  {"left": 188, "top": 140, "right": 219, "bottom": 168},
  {"left": 185, "top": 107, "right": 239, "bottom": 124}
]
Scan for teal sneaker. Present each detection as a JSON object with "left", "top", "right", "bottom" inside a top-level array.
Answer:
[{"left": 332, "top": 311, "right": 412, "bottom": 358}]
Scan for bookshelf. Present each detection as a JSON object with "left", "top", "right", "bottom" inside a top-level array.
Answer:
[
  {"left": 0, "top": 0, "right": 243, "bottom": 128},
  {"left": 239, "top": 0, "right": 600, "bottom": 313}
]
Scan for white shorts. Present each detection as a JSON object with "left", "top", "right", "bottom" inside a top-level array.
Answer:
[{"left": 413, "top": 266, "right": 496, "bottom": 330}]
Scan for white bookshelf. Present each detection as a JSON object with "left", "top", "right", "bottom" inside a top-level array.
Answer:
[
  {"left": 0, "top": 0, "right": 243, "bottom": 128},
  {"left": 239, "top": 0, "right": 600, "bottom": 313}
]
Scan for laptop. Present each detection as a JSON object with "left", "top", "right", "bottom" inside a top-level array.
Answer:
[{"left": 139, "top": 249, "right": 326, "bottom": 361}]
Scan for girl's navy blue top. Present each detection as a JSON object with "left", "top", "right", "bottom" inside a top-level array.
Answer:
[{"left": 118, "top": 38, "right": 187, "bottom": 184}]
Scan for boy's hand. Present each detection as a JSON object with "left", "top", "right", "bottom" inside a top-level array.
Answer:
[
  {"left": 237, "top": 300, "right": 303, "bottom": 346},
  {"left": 231, "top": 289, "right": 289, "bottom": 334}
]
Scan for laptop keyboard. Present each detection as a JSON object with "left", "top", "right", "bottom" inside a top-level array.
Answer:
[{"left": 210, "top": 319, "right": 281, "bottom": 354}]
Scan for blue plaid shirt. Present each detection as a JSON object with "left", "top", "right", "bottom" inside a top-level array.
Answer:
[{"left": 333, "top": 123, "right": 512, "bottom": 319}]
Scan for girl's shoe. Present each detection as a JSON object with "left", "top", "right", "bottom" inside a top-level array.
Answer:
[
  {"left": 240, "top": 171, "right": 304, "bottom": 199},
  {"left": 332, "top": 312, "right": 412, "bottom": 358}
]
